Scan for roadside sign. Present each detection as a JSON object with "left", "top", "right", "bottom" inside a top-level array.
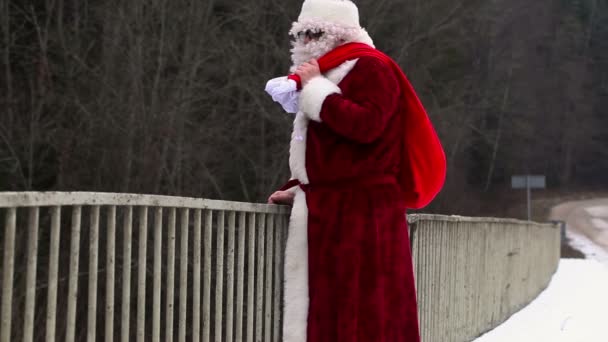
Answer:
[
  {"left": 511, "top": 175, "right": 546, "bottom": 221},
  {"left": 511, "top": 175, "right": 546, "bottom": 189}
]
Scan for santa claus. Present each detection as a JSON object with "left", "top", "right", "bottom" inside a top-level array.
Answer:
[{"left": 265, "top": 0, "right": 446, "bottom": 341}]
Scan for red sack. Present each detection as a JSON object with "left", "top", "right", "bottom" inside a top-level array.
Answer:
[{"left": 289, "top": 43, "right": 446, "bottom": 209}]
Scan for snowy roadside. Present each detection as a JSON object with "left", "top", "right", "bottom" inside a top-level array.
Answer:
[
  {"left": 565, "top": 228, "right": 608, "bottom": 267},
  {"left": 472, "top": 227, "right": 608, "bottom": 341},
  {"left": 473, "top": 259, "right": 608, "bottom": 342}
]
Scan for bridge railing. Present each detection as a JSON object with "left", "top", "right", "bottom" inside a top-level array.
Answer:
[
  {"left": 409, "top": 214, "right": 560, "bottom": 342},
  {"left": 0, "top": 192, "right": 560, "bottom": 342},
  {"left": 0, "top": 192, "right": 290, "bottom": 342}
]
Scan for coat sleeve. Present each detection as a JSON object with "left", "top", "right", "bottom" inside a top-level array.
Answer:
[{"left": 298, "top": 57, "right": 400, "bottom": 143}]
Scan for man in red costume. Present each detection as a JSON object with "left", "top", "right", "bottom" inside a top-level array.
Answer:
[{"left": 266, "top": 0, "right": 446, "bottom": 341}]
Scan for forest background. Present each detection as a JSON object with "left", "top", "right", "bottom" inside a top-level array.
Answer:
[{"left": 1, "top": 0, "right": 607, "bottom": 219}]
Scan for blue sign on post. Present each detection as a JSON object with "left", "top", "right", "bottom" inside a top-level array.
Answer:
[{"left": 511, "top": 175, "right": 546, "bottom": 221}]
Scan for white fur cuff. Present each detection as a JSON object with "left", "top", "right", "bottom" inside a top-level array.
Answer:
[{"left": 299, "top": 76, "right": 341, "bottom": 122}]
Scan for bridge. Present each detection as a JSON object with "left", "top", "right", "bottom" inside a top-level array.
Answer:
[{"left": 0, "top": 192, "right": 560, "bottom": 342}]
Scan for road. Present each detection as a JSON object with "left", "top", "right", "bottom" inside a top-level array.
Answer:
[{"left": 550, "top": 198, "right": 608, "bottom": 255}]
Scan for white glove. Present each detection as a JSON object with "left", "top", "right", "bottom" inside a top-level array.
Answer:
[{"left": 265, "top": 76, "right": 299, "bottom": 114}]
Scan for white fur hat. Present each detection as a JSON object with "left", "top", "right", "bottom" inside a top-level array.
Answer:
[
  {"left": 297, "top": 0, "right": 360, "bottom": 29},
  {"left": 290, "top": 0, "right": 374, "bottom": 47}
]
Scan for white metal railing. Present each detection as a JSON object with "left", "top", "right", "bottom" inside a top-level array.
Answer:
[
  {"left": 0, "top": 192, "right": 560, "bottom": 342},
  {"left": 0, "top": 192, "right": 290, "bottom": 342}
]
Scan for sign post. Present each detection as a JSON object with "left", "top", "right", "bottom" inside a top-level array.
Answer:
[{"left": 511, "top": 175, "right": 546, "bottom": 221}]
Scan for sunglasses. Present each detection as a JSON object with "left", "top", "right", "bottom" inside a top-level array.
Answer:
[{"left": 291, "top": 29, "right": 325, "bottom": 40}]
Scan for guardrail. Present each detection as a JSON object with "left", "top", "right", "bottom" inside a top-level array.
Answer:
[
  {"left": 409, "top": 215, "right": 560, "bottom": 342},
  {"left": 0, "top": 192, "right": 290, "bottom": 342},
  {"left": 0, "top": 192, "right": 560, "bottom": 342}
]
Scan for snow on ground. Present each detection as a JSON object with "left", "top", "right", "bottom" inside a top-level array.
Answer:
[
  {"left": 585, "top": 206, "right": 608, "bottom": 218},
  {"left": 591, "top": 218, "right": 608, "bottom": 230},
  {"left": 473, "top": 259, "right": 608, "bottom": 342}
]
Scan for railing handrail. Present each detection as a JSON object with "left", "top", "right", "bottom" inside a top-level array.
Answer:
[
  {"left": 0, "top": 193, "right": 558, "bottom": 228},
  {"left": 0, "top": 191, "right": 290, "bottom": 214},
  {"left": 408, "top": 213, "right": 559, "bottom": 227}
]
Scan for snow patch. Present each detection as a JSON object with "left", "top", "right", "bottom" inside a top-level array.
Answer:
[
  {"left": 590, "top": 218, "right": 608, "bottom": 230},
  {"left": 585, "top": 206, "right": 608, "bottom": 218},
  {"left": 474, "top": 259, "right": 608, "bottom": 342}
]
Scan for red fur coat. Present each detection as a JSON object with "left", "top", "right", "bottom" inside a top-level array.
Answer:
[{"left": 282, "top": 55, "right": 420, "bottom": 342}]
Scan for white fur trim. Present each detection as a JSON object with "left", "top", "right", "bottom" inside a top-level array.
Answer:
[
  {"left": 326, "top": 59, "right": 358, "bottom": 84},
  {"left": 283, "top": 58, "right": 359, "bottom": 342},
  {"left": 350, "top": 29, "right": 375, "bottom": 47},
  {"left": 298, "top": 0, "right": 359, "bottom": 28},
  {"left": 289, "top": 112, "right": 310, "bottom": 184},
  {"left": 283, "top": 188, "right": 309, "bottom": 342},
  {"left": 299, "top": 76, "right": 342, "bottom": 122}
]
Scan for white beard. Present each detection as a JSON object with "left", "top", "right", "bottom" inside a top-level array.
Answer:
[{"left": 290, "top": 36, "right": 342, "bottom": 71}]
